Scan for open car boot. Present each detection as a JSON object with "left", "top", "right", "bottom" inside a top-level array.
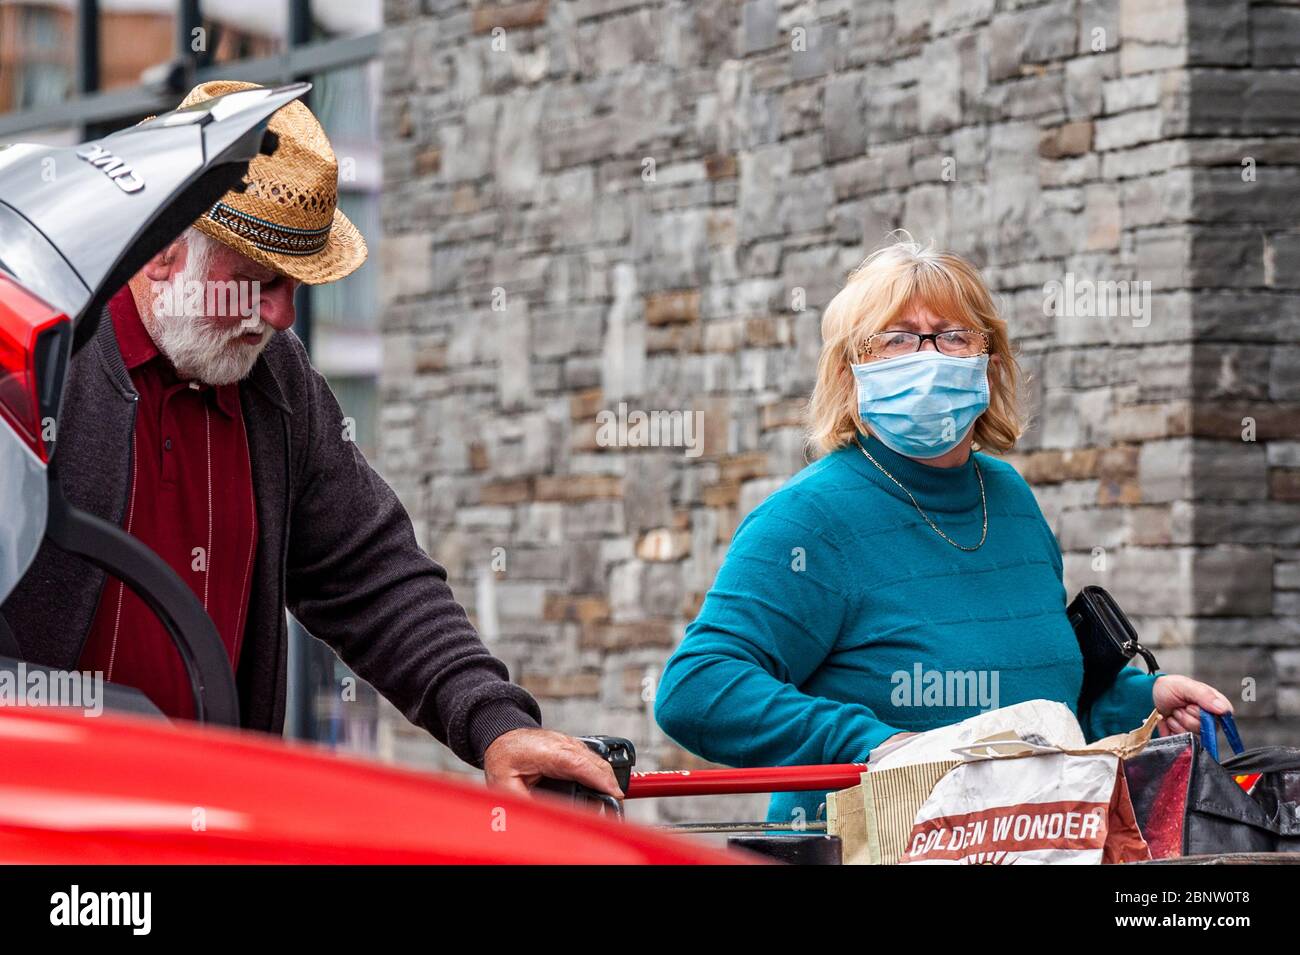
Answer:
[{"left": 0, "top": 83, "right": 312, "bottom": 726}]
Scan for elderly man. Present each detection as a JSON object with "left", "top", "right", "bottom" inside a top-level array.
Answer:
[{"left": 1, "top": 80, "right": 619, "bottom": 799}]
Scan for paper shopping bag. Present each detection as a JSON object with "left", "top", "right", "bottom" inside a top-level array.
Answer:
[
  {"left": 830, "top": 704, "right": 1161, "bottom": 865},
  {"left": 897, "top": 712, "right": 1161, "bottom": 865},
  {"left": 900, "top": 748, "right": 1151, "bottom": 864},
  {"left": 828, "top": 759, "right": 961, "bottom": 865}
]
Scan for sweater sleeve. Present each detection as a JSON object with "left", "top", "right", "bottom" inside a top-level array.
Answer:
[
  {"left": 1081, "top": 665, "right": 1160, "bottom": 741},
  {"left": 654, "top": 496, "right": 905, "bottom": 768},
  {"left": 282, "top": 334, "right": 541, "bottom": 768}
]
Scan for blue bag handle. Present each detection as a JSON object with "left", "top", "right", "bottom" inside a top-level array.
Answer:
[{"left": 1199, "top": 710, "right": 1244, "bottom": 761}]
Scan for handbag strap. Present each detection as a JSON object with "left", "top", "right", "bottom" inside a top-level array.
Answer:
[
  {"left": 1199, "top": 710, "right": 1245, "bottom": 761},
  {"left": 1133, "top": 644, "right": 1160, "bottom": 674}
]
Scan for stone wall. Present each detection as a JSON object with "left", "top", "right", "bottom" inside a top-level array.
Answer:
[{"left": 379, "top": 0, "right": 1300, "bottom": 823}]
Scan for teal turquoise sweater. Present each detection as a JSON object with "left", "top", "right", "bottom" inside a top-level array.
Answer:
[{"left": 654, "top": 432, "right": 1160, "bottom": 824}]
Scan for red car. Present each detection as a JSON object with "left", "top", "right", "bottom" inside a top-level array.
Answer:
[{"left": 0, "top": 704, "right": 745, "bottom": 864}]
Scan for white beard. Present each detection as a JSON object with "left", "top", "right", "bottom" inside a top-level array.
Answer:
[{"left": 141, "top": 251, "right": 271, "bottom": 387}]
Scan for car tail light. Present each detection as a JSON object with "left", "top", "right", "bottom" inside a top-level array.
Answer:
[{"left": 0, "top": 271, "right": 70, "bottom": 463}]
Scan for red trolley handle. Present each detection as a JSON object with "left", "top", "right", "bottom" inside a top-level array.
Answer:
[{"left": 623, "top": 763, "right": 869, "bottom": 799}]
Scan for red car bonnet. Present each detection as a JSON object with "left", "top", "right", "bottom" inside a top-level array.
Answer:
[{"left": 0, "top": 704, "right": 751, "bottom": 864}]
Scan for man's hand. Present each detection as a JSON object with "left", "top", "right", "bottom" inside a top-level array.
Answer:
[
  {"left": 483, "top": 728, "right": 624, "bottom": 800},
  {"left": 1153, "top": 674, "right": 1233, "bottom": 736}
]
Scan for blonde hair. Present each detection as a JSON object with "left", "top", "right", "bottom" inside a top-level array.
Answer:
[{"left": 805, "top": 233, "right": 1024, "bottom": 458}]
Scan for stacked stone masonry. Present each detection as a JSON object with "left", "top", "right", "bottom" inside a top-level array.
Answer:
[{"left": 380, "top": 0, "right": 1300, "bottom": 822}]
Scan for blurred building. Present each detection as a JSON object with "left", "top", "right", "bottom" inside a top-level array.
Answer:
[
  {"left": 0, "top": 0, "right": 291, "bottom": 114},
  {"left": 0, "top": 0, "right": 77, "bottom": 110}
]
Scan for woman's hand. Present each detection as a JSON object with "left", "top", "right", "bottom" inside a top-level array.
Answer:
[{"left": 1152, "top": 674, "right": 1233, "bottom": 736}]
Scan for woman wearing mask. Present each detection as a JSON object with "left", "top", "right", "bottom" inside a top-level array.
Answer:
[{"left": 654, "top": 237, "right": 1233, "bottom": 826}]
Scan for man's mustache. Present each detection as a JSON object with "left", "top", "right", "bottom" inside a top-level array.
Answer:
[{"left": 230, "top": 317, "right": 269, "bottom": 340}]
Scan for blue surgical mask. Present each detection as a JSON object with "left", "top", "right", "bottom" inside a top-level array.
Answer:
[{"left": 850, "top": 351, "right": 990, "bottom": 459}]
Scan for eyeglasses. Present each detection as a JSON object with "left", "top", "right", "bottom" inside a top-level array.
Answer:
[{"left": 859, "top": 328, "right": 990, "bottom": 360}]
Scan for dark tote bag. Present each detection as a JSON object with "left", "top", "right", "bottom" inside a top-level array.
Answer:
[{"left": 1122, "top": 712, "right": 1300, "bottom": 858}]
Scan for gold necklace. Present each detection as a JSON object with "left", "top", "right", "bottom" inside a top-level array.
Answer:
[{"left": 854, "top": 434, "right": 988, "bottom": 551}]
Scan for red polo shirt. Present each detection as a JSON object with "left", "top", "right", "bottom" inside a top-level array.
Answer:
[{"left": 78, "top": 285, "right": 258, "bottom": 720}]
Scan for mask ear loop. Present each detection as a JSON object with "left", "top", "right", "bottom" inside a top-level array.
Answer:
[
  {"left": 846, "top": 344, "right": 875, "bottom": 449},
  {"left": 971, "top": 338, "right": 992, "bottom": 452},
  {"left": 849, "top": 341, "right": 872, "bottom": 446}
]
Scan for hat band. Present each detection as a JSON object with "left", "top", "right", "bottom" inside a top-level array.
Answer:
[{"left": 205, "top": 201, "right": 331, "bottom": 256}]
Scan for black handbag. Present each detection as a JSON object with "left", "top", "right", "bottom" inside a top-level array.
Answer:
[{"left": 1067, "top": 585, "right": 1160, "bottom": 714}]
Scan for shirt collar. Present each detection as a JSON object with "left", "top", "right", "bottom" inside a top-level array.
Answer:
[
  {"left": 108, "top": 284, "right": 241, "bottom": 419},
  {"left": 108, "top": 284, "right": 158, "bottom": 370}
]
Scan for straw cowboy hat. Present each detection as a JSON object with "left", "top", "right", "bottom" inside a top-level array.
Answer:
[{"left": 176, "top": 80, "right": 367, "bottom": 285}]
